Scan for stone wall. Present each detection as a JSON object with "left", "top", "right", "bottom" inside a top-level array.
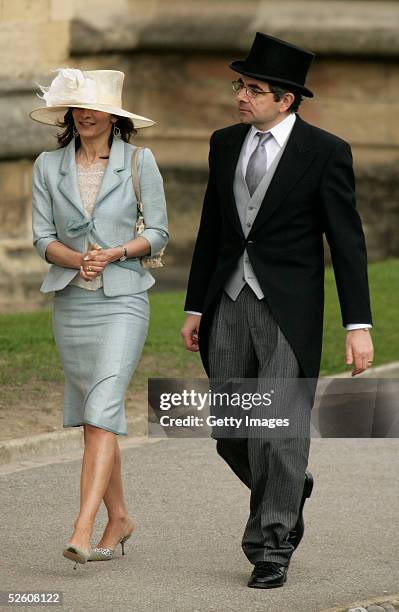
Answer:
[
  {"left": 0, "top": 0, "right": 71, "bottom": 79},
  {"left": 0, "top": 0, "right": 398, "bottom": 309},
  {"left": 0, "top": 0, "right": 72, "bottom": 309}
]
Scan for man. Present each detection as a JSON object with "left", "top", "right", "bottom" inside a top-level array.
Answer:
[{"left": 181, "top": 32, "right": 373, "bottom": 589}]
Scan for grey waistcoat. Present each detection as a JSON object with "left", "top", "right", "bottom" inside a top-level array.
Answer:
[{"left": 223, "top": 136, "right": 289, "bottom": 300}]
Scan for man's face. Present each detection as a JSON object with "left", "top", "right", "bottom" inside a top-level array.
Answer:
[{"left": 233, "top": 75, "right": 293, "bottom": 129}]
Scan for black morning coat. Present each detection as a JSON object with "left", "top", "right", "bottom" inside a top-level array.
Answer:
[{"left": 184, "top": 114, "right": 373, "bottom": 379}]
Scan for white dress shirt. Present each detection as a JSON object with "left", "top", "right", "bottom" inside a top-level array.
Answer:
[
  {"left": 242, "top": 112, "right": 296, "bottom": 175},
  {"left": 186, "top": 114, "right": 371, "bottom": 331}
]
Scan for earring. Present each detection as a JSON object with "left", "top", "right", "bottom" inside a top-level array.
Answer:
[
  {"left": 73, "top": 126, "right": 78, "bottom": 137},
  {"left": 113, "top": 124, "right": 121, "bottom": 138}
]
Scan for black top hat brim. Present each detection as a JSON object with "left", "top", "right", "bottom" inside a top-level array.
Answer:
[{"left": 230, "top": 61, "right": 314, "bottom": 98}]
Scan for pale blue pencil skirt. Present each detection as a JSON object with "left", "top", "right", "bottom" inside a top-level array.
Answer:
[{"left": 53, "top": 285, "right": 149, "bottom": 436}]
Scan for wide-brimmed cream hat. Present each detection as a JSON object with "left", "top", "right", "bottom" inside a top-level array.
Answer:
[{"left": 29, "top": 68, "right": 155, "bottom": 128}]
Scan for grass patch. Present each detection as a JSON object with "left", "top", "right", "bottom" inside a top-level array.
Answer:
[
  {"left": 0, "top": 259, "right": 397, "bottom": 386},
  {"left": 320, "top": 258, "right": 398, "bottom": 375}
]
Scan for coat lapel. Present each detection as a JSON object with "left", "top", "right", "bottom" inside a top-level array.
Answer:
[
  {"left": 94, "top": 137, "right": 125, "bottom": 208},
  {"left": 57, "top": 137, "right": 126, "bottom": 218},
  {"left": 58, "top": 139, "right": 85, "bottom": 217},
  {"left": 249, "top": 116, "right": 316, "bottom": 235},
  {"left": 222, "top": 124, "right": 251, "bottom": 236}
]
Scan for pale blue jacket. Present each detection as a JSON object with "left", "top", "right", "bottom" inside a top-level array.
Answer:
[{"left": 31, "top": 137, "right": 168, "bottom": 295}]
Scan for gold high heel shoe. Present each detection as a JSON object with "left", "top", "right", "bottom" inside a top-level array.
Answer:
[
  {"left": 88, "top": 532, "right": 132, "bottom": 561},
  {"left": 63, "top": 544, "right": 91, "bottom": 570}
]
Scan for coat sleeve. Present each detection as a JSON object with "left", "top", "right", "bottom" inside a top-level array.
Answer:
[
  {"left": 320, "top": 140, "right": 372, "bottom": 326},
  {"left": 184, "top": 132, "right": 221, "bottom": 312},
  {"left": 31, "top": 152, "right": 58, "bottom": 261},
  {"left": 137, "top": 148, "right": 169, "bottom": 256}
]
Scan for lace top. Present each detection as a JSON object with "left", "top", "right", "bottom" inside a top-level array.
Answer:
[{"left": 69, "top": 162, "right": 107, "bottom": 291}]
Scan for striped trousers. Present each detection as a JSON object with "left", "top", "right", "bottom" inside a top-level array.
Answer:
[{"left": 208, "top": 285, "right": 312, "bottom": 565}]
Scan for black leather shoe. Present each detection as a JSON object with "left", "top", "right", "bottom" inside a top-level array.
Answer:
[
  {"left": 247, "top": 561, "right": 288, "bottom": 589},
  {"left": 287, "top": 470, "right": 314, "bottom": 551}
]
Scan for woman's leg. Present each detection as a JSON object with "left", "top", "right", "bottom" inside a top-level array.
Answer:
[
  {"left": 94, "top": 441, "right": 135, "bottom": 548},
  {"left": 72, "top": 432, "right": 134, "bottom": 548},
  {"left": 68, "top": 424, "right": 116, "bottom": 551}
]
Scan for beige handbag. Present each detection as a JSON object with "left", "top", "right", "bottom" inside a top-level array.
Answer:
[{"left": 131, "top": 147, "right": 165, "bottom": 269}]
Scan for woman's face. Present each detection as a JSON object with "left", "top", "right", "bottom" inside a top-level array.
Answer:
[{"left": 72, "top": 108, "right": 116, "bottom": 140}]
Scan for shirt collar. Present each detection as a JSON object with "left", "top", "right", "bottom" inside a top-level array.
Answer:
[{"left": 249, "top": 113, "right": 297, "bottom": 148}]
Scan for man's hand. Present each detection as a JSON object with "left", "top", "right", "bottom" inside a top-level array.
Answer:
[
  {"left": 345, "top": 329, "right": 374, "bottom": 376},
  {"left": 181, "top": 314, "right": 201, "bottom": 352}
]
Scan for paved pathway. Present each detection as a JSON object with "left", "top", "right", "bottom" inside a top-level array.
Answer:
[{"left": 0, "top": 437, "right": 398, "bottom": 612}]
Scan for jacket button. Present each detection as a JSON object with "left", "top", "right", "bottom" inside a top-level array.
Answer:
[{"left": 247, "top": 240, "right": 254, "bottom": 246}]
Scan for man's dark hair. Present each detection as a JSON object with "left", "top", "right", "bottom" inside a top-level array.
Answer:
[{"left": 267, "top": 83, "right": 303, "bottom": 113}]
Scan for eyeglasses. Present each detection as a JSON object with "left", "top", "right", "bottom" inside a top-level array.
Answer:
[{"left": 232, "top": 80, "right": 274, "bottom": 99}]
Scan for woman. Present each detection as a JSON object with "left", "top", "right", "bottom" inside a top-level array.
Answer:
[{"left": 30, "top": 68, "right": 168, "bottom": 568}]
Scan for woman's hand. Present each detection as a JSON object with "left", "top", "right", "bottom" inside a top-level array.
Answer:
[{"left": 79, "top": 245, "right": 120, "bottom": 280}]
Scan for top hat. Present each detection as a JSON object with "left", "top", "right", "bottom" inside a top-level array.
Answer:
[
  {"left": 29, "top": 68, "right": 155, "bottom": 128},
  {"left": 230, "top": 32, "right": 315, "bottom": 98}
]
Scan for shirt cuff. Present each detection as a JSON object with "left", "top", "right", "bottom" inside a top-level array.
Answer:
[
  {"left": 185, "top": 311, "right": 202, "bottom": 316},
  {"left": 346, "top": 323, "right": 372, "bottom": 331}
]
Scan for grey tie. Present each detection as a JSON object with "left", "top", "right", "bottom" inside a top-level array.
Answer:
[{"left": 245, "top": 131, "right": 272, "bottom": 196}]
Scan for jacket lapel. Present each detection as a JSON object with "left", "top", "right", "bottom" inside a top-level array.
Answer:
[
  {"left": 222, "top": 124, "right": 251, "bottom": 236},
  {"left": 58, "top": 139, "right": 85, "bottom": 217},
  {"left": 94, "top": 137, "right": 125, "bottom": 208},
  {"left": 249, "top": 115, "right": 316, "bottom": 235},
  {"left": 57, "top": 137, "right": 126, "bottom": 218}
]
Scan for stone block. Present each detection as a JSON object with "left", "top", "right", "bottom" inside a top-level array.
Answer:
[
  {"left": 0, "top": 21, "right": 70, "bottom": 78},
  {"left": 305, "top": 59, "right": 399, "bottom": 147},
  {"left": 355, "top": 163, "right": 399, "bottom": 260},
  {"left": 1, "top": 0, "right": 49, "bottom": 23},
  {"left": 71, "top": 0, "right": 399, "bottom": 57},
  {"left": 0, "top": 239, "right": 51, "bottom": 310},
  {"left": 50, "top": 0, "right": 74, "bottom": 22},
  {"left": 0, "top": 161, "right": 31, "bottom": 241},
  {"left": 0, "top": 90, "right": 60, "bottom": 159},
  {"left": 36, "top": 21, "right": 71, "bottom": 69},
  {"left": 253, "top": 1, "right": 399, "bottom": 56},
  {"left": 0, "top": 270, "right": 51, "bottom": 311}
]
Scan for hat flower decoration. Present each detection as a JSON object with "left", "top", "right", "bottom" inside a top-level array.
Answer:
[{"left": 37, "top": 68, "right": 98, "bottom": 107}]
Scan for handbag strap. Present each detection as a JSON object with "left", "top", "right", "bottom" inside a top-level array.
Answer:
[{"left": 131, "top": 146, "right": 143, "bottom": 213}]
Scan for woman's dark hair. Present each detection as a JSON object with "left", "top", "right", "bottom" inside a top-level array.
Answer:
[
  {"left": 56, "top": 108, "right": 137, "bottom": 149},
  {"left": 268, "top": 83, "right": 303, "bottom": 113}
]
